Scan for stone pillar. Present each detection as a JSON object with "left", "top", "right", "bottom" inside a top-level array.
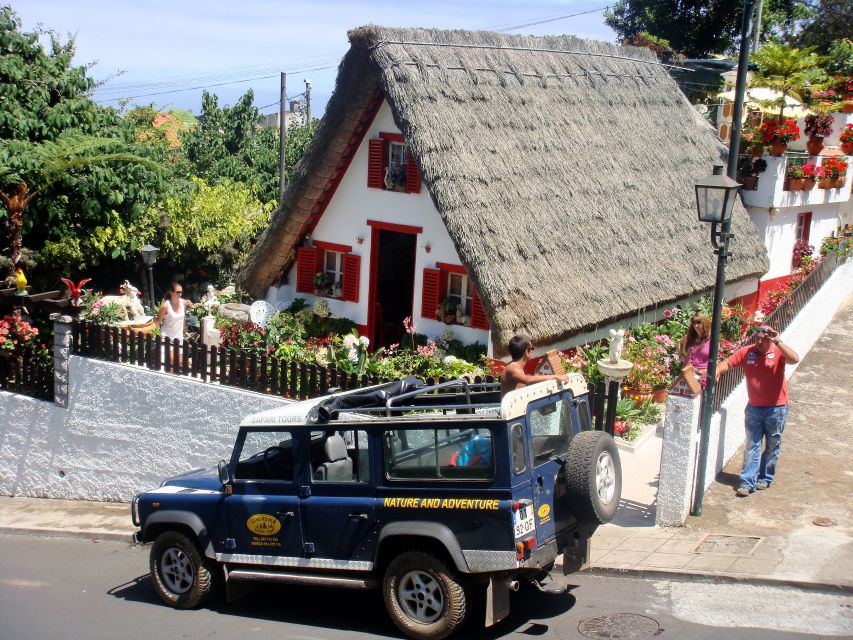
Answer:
[
  {"left": 50, "top": 313, "right": 74, "bottom": 408},
  {"left": 655, "top": 393, "right": 702, "bottom": 526}
]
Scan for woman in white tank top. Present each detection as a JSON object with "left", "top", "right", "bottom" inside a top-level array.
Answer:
[{"left": 155, "top": 282, "right": 191, "bottom": 368}]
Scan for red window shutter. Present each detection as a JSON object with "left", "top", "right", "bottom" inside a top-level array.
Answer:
[
  {"left": 367, "top": 139, "right": 385, "bottom": 189},
  {"left": 471, "top": 289, "right": 489, "bottom": 330},
  {"left": 421, "top": 268, "right": 441, "bottom": 319},
  {"left": 296, "top": 247, "right": 318, "bottom": 294},
  {"left": 406, "top": 154, "right": 421, "bottom": 193},
  {"left": 342, "top": 253, "right": 361, "bottom": 303}
]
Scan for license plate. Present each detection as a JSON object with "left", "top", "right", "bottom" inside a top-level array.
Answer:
[{"left": 513, "top": 505, "right": 535, "bottom": 538}]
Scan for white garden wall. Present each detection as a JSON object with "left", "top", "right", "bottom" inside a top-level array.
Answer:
[{"left": 0, "top": 357, "right": 289, "bottom": 502}]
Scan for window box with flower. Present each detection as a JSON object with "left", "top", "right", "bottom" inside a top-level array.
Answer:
[
  {"left": 801, "top": 162, "right": 819, "bottom": 190},
  {"left": 819, "top": 156, "right": 848, "bottom": 189},
  {"left": 784, "top": 163, "right": 805, "bottom": 191},
  {"left": 759, "top": 117, "right": 800, "bottom": 156}
]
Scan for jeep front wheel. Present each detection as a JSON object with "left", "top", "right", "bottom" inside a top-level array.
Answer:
[
  {"left": 383, "top": 551, "right": 466, "bottom": 640},
  {"left": 565, "top": 430, "right": 622, "bottom": 524},
  {"left": 150, "top": 531, "right": 213, "bottom": 609}
]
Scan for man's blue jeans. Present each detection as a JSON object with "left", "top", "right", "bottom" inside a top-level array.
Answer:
[{"left": 739, "top": 404, "right": 789, "bottom": 490}]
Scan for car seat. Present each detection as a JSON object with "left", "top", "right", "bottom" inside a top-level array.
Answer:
[{"left": 314, "top": 434, "right": 353, "bottom": 481}]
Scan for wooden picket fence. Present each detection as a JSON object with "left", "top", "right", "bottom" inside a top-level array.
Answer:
[{"left": 0, "top": 347, "right": 54, "bottom": 401}]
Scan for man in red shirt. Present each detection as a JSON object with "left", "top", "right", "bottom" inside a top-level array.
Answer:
[{"left": 716, "top": 325, "right": 799, "bottom": 497}]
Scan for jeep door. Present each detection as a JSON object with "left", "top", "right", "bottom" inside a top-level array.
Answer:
[
  {"left": 299, "top": 429, "right": 376, "bottom": 565},
  {"left": 526, "top": 392, "right": 574, "bottom": 544},
  {"left": 223, "top": 428, "right": 303, "bottom": 560}
]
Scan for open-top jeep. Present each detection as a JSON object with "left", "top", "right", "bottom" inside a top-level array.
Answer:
[{"left": 132, "top": 375, "right": 622, "bottom": 640}]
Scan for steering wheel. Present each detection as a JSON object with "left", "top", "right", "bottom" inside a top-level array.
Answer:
[{"left": 262, "top": 446, "right": 288, "bottom": 478}]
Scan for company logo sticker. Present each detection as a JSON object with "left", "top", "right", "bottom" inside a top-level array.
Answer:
[
  {"left": 246, "top": 514, "right": 281, "bottom": 536},
  {"left": 537, "top": 504, "right": 551, "bottom": 519}
]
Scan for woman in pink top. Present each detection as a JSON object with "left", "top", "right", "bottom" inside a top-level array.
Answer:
[{"left": 679, "top": 312, "right": 711, "bottom": 384}]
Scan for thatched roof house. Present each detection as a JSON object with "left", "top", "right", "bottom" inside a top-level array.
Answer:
[{"left": 239, "top": 25, "right": 768, "bottom": 355}]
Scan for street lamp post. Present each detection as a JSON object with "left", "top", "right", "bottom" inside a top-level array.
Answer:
[
  {"left": 691, "top": 0, "right": 755, "bottom": 517},
  {"left": 139, "top": 244, "right": 160, "bottom": 312}
]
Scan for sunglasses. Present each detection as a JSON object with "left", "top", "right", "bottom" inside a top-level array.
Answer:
[{"left": 172, "top": 290, "right": 183, "bottom": 296}]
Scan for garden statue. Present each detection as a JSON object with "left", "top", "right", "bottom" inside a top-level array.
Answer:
[
  {"left": 597, "top": 327, "right": 633, "bottom": 398},
  {"left": 60, "top": 277, "right": 92, "bottom": 307},
  {"left": 99, "top": 280, "right": 148, "bottom": 323},
  {"left": 201, "top": 285, "right": 220, "bottom": 316},
  {"left": 608, "top": 328, "right": 625, "bottom": 364},
  {"left": 14, "top": 267, "right": 27, "bottom": 296}
]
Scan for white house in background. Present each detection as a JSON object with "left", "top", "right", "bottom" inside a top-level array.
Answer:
[
  {"left": 735, "top": 111, "right": 852, "bottom": 309},
  {"left": 239, "top": 26, "right": 769, "bottom": 358}
]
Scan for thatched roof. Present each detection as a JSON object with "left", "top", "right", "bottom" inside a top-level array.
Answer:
[{"left": 239, "top": 26, "right": 768, "bottom": 352}]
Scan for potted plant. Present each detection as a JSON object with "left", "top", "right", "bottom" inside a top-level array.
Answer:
[
  {"left": 313, "top": 272, "right": 333, "bottom": 296},
  {"left": 759, "top": 117, "right": 800, "bottom": 156},
  {"left": 738, "top": 157, "right": 766, "bottom": 190},
  {"left": 803, "top": 113, "right": 833, "bottom": 155},
  {"left": 840, "top": 124, "right": 853, "bottom": 156},
  {"left": 438, "top": 297, "right": 460, "bottom": 324},
  {"left": 819, "top": 156, "right": 848, "bottom": 189},
  {"left": 792, "top": 239, "right": 814, "bottom": 269},
  {"left": 784, "top": 163, "right": 804, "bottom": 191},
  {"left": 801, "top": 162, "right": 819, "bottom": 190}
]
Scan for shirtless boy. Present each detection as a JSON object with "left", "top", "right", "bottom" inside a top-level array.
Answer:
[{"left": 500, "top": 334, "right": 569, "bottom": 397}]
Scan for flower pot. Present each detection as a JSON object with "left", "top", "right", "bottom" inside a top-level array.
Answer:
[
  {"left": 842, "top": 141, "right": 853, "bottom": 156},
  {"left": 834, "top": 177, "right": 846, "bottom": 188},
  {"left": 741, "top": 175, "right": 758, "bottom": 190},
  {"left": 843, "top": 96, "right": 853, "bottom": 114},
  {"left": 769, "top": 141, "right": 787, "bottom": 156},
  {"left": 785, "top": 178, "right": 804, "bottom": 191},
  {"left": 802, "top": 177, "right": 816, "bottom": 191},
  {"left": 806, "top": 137, "right": 824, "bottom": 155},
  {"left": 818, "top": 178, "right": 834, "bottom": 189},
  {"left": 651, "top": 388, "right": 668, "bottom": 404}
]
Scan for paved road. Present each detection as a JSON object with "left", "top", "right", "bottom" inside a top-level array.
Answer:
[{"left": 0, "top": 534, "right": 849, "bottom": 639}]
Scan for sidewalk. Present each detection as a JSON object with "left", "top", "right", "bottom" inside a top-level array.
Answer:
[
  {"left": 587, "top": 293, "right": 853, "bottom": 592},
  {"left": 1, "top": 298, "right": 850, "bottom": 592}
]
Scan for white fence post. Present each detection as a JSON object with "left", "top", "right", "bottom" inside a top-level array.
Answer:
[{"left": 656, "top": 393, "right": 702, "bottom": 526}]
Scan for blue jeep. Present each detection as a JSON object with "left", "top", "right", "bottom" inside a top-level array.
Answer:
[{"left": 132, "top": 376, "right": 621, "bottom": 640}]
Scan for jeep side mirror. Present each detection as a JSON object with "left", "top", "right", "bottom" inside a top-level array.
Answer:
[{"left": 218, "top": 460, "right": 231, "bottom": 487}]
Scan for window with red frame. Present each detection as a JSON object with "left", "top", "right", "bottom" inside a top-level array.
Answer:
[
  {"left": 795, "top": 211, "right": 812, "bottom": 243},
  {"left": 367, "top": 132, "right": 421, "bottom": 194},
  {"left": 295, "top": 242, "right": 360, "bottom": 302},
  {"left": 421, "top": 263, "right": 489, "bottom": 330}
]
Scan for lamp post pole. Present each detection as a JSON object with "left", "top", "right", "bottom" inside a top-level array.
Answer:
[
  {"left": 692, "top": 0, "right": 755, "bottom": 516},
  {"left": 146, "top": 265, "right": 156, "bottom": 311}
]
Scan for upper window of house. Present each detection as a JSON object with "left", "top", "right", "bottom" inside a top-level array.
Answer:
[
  {"left": 448, "top": 272, "right": 473, "bottom": 315},
  {"left": 387, "top": 142, "right": 409, "bottom": 191},
  {"left": 323, "top": 250, "right": 344, "bottom": 294}
]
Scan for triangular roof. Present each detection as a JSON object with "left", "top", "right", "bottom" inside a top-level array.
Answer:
[{"left": 239, "top": 25, "right": 768, "bottom": 350}]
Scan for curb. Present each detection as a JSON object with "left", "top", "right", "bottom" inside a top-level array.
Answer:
[
  {"left": 0, "top": 526, "right": 136, "bottom": 544},
  {"left": 583, "top": 564, "right": 853, "bottom": 595}
]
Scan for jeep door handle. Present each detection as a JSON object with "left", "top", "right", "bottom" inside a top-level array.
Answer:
[
  {"left": 276, "top": 511, "right": 294, "bottom": 519},
  {"left": 349, "top": 512, "right": 369, "bottom": 520}
]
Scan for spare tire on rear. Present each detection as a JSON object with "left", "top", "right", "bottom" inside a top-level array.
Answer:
[{"left": 565, "top": 431, "right": 621, "bottom": 524}]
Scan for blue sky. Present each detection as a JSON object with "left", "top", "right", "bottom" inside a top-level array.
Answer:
[{"left": 14, "top": 1, "right": 617, "bottom": 117}]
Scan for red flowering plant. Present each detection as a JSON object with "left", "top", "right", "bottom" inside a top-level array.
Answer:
[
  {"left": 0, "top": 314, "right": 39, "bottom": 352},
  {"left": 623, "top": 332, "right": 677, "bottom": 392},
  {"left": 840, "top": 125, "right": 853, "bottom": 144},
  {"left": 821, "top": 156, "right": 848, "bottom": 180},
  {"left": 801, "top": 162, "right": 820, "bottom": 179},
  {"left": 804, "top": 113, "right": 833, "bottom": 138},
  {"left": 759, "top": 117, "right": 801, "bottom": 145},
  {"left": 218, "top": 321, "right": 269, "bottom": 357},
  {"left": 792, "top": 239, "right": 815, "bottom": 269}
]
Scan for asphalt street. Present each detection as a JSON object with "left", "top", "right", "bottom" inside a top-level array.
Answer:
[{"left": 0, "top": 534, "right": 849, "bottom": 640}]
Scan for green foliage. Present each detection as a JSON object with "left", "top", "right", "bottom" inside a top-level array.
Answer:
[
  {"left": 560, "top": 342, "right": 608, "bottom": 385},
  {"left": 822, "top": 38, "right": 853, "bottom": 76},
  {"left": 751, "top": 42, "right": 825, "bottom": 112},
  {"left": 0, "top": 7, "right": 171, "bottom": 283},
  {"left": 796, "top": 1, "right": 853, "bottom": 52},
  {"left": 605, "top": 0, "right": 804, "bottom": 58}
]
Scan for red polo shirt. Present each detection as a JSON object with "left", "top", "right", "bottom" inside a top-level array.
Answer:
[{"left": 725, "top": 344, "right": 788, "bottom": 407}]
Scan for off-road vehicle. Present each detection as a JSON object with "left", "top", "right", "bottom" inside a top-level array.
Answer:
[{"left": 132, "top": 375, "right": 622, "bottom": 639}]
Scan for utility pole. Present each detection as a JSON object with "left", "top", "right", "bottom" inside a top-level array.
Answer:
[
  {"left": 279, "top": 72, "right": 287, "bottom": 205},
  {"left": 752, "top": 0, "right": 763, "bottom": 52},
  {"left": 304, "top": 78, "right": 311, "bottom": 124}
]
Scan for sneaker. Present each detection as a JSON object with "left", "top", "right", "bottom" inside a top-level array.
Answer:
[
  {"left": 736, "top": 487, "right": 752, "bottom": 497},
  {"left": 756, "top": 482, "right": 769, "bottom": 490}
]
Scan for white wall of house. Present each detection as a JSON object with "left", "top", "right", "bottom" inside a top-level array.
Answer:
[
  {"left": 0, "top": 357, "right": 289, "bottom": 502},
  {"left": 746, "top": 202, "right": 843, "bottom": 281},
  {"left": 268, "top": 101, "right": 490, "bottom": 348}
]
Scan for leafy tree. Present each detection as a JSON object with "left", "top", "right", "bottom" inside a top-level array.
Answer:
[
  {"left": 605, "top": 0, "right": 805, "bottom": 58},
  {"left": 0, "top": 7, "right": 169, "bottom": 285},
  {"left": 750, "top": 42, "right": 824, "bottom": 114},
  {"left": 795, "top": 0, "right": 853, "bottom": 52}
]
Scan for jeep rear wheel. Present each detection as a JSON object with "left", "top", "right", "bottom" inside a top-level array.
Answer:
[
  {"left": 150, "top": 531, "right": 213, "bottom": 609},
  {"left": 565, "top": 431, "right": 622, "bottom": 524},
  {"left": 383, "top": 551, "right": 466, "bottom": 640}
]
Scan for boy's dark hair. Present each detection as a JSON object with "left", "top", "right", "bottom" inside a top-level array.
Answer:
[{"left": 508, "top": 334, "right": 532, "bottom": 360}]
